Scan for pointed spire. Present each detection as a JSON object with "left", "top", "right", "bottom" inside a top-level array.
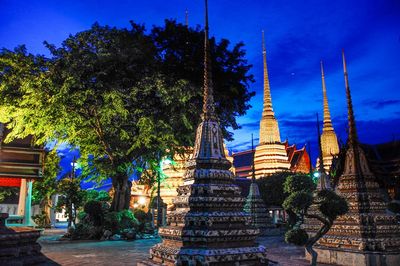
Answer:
[
  {"left": 320, "top": 61, "right": 334, "bottom": 132},
  {"left": 262, "top": 30, "right": 274, "bottom": 117},
  {"left": 342, "top": 50, "right": 358, "bottom": 146},
  {"left": 185, "top": 9, "right": 189, "bottom": 27},
  {"left": 251, "top": 134, "right": 256, "bottom": 182},
  {"left": 317, "top": 113, "right": 325, "bottom": 172},
  {"left": 202, "top": 0, "right": 216, "bottom": 120}
]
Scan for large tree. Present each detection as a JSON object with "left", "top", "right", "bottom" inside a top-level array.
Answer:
[{"left": 0, "top": 20, "right": 254, "bottom": 211}]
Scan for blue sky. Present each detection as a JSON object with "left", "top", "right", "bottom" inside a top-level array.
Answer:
[{"left": 1, "top": 0, "right": 399, "bottom": 165}]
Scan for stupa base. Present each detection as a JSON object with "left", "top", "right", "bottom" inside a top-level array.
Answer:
[
  {"left": 0, "top": 226, "right": 47, "bottom": 265},
  {"left": 305, "top": 246, "right": 400, "bottom": 266},
  {"left": 139, "top": 244, "right": 269, "bottom": 266}
]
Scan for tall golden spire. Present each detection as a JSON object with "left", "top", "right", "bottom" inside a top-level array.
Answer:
[
  {"left": 342, "top": 50, "right": 358, "bottom": 147},
  {"left": 262, "top": 30, "right": 274, "bottom": 117},
  {"left": 321, "top": 61, "right": 334, "bottom": 132},
  {"left": 202, "top": 0, "right": 216, "bottom": 120}
]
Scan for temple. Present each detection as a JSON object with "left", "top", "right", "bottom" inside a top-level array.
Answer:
[
  {"left": 234, "top": 141, "right": 310, "bottom": 179},
  {"left": 307, "top": 51, "right": 400, "bottom": 265},
  {"left": 0, "top": 123, "right": 44, "bottom": 226},
  {"left": 319, "top": 61, "right": 339, "bottom": 173},
  {"left": 253, "top": 31, "right": 290, "bottom": 177},
  {"left": 0, "top": 123, "right": 46, "bottom": 264},
  {"left": 140, "top": 1, "right": 267, "bottom": 264}
]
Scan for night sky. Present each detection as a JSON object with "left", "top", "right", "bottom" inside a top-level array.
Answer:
[{"left": 1, "top": 0, "right": 400, "bottom": 167}]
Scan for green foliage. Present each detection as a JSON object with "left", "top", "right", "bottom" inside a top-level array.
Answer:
[
  {"left": 0, "top": 187, "right": 18, "bottom": 203},
  {"left": 84, "top": 190, "right": 111, "bottom": 203},
  {"left": 284, "top": 174, "right": 316, "bottom": 195},
  {"left": 84, "top": 200, "right": 104, "bottom": 226},
  {"left": 32, "top": 211, "right": 51, "bottom": 228},
  {"left": 316, "top": 190, "right": 348, "bottom": 220},
  {"left": 282, "top": 173, "right": 349, "bottom": 265},
  {"left": 32, "top": 150, "right": 60, "bottom": 205},
  {"left": 56, "top": 178, "right": 85, "bottom": 227},
  {"left": 257, "top": 172, "right": 291, "bottom": 207},
  {"left": 283, "top": 191, "right": 313, "bottom": 213},
  {"left": 285, "top": 228, "right": 309, "bottom": 246},
  {"left": 133, "top": 209, "right": 151, "bottom": 232},
  {"left": 388, "top": 201, "right": 400, "bottom": 214},
  {"left": 104, "top": 210, "right": 139, "bottom": 234},
  {"left": 0, "top": 21, "right": 254, "bottom": 211}
]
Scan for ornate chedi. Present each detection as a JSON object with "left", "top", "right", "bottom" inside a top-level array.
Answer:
[
  {"left": 243, "top": 136, "right": 272, "bottom": 235},
  {"left": 319, "top": 61, "right": 339, "bottom": 173},
  {"left": 254, "top": 31, "right": 290, "bottom": 178},
  {"left": 308, "top": 51, "right": 400, "bottom": 266},
  {"left": 139, "top": 1, "right": 268, "bottom": 265}
]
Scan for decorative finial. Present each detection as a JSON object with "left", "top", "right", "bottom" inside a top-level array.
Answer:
[
  {"left": 185, "top": 9, "right": 189, "bottom": 27},
  {"left": 261, "top": 30, "right": 274, "bottom": 117},
  {"left": 342, "top": 50, "right": 358, "bottom": 146},
  {"left": 202, "top": 0, "right": 216, "bottom": 120},
  {"left": 320, "top": 60, "right": 334, "bottom": 131}
]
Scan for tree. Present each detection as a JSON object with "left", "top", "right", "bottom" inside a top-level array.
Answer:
[
  {"left": 56, "top": 178, "right": 85, "bottom": 228},
  {"left": 32, "top": 150, "right": 61, "bottom": 226},
  {"left": 0, "top": 20, "right": 254, "bottom": 211},
  {"left": 257, "top": 172, "right": 292, "bottom": 207},
  {"left": 282, "top": 174, "right": 348, "bottom": 266}
]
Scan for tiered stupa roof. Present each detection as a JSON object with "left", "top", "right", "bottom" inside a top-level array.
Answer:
[
  {"left": 243, "top": 137, "right": 273, "bottom": 234},
  {"left": 253, "top": 31, "right": 290, "bottom": 177},
  {"left": 308, "top": 51, "right": 400, "bottom": 265},
  {"left": 319, "top": 61, "right": 339, "bottom": 173},
  {"left": 141, "top": 1, "right": 268, "bottom": 265}
]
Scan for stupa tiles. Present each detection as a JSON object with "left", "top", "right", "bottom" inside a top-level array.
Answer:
[
  {"left": 139, "top": 1, "right": 268, "bottom": 265},
  {"left": 307, "top": 52, "right": 400, "bottom": 266}
]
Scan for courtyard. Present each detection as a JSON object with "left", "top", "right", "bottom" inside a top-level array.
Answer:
[{"left": 38, "top": 230, "right": 320, "bottom": 266}]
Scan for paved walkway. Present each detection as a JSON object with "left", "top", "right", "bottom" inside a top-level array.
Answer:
[{"left": 39, "top": 232, "right": 327, "bottom": 265}]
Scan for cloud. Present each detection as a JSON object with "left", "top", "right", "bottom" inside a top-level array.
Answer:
[{"left": 362, "top": 99, "right": 400, "bottom": 110}]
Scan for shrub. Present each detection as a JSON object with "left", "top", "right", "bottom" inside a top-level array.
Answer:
[
  {"left": 285, "top": 228, "right": 308, "bottom": 246},
  {"left": 84, "top": 200, "right": 104, "bottom": 226},
  {"left": 104, "top": 210, "right": 139, "bottom": 234}
]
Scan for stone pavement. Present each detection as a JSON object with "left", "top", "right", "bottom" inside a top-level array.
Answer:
[{"left": 38, "top": 232, "right": 331, "bottom": 266}]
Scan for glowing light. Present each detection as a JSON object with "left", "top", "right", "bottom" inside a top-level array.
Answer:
[
  {"left": 138, "top": 196, "right": 146, "bottom": 205},
  {"left": 313, "top": 172, "right": 320, "bottom": 178}
]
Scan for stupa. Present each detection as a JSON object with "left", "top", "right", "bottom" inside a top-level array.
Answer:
[
  {"left": 308, "top": 51, "right": 400, "bottom": 265},
  {"left": 253, "top": 31, "right": 290, "bottom": 178},
  {"left": 319, "top": 61, "right": 339, "bottom": 173},
  {"left": 139, "top": 1, "right": 268, "bottom": 265},
  {"left": 243, "top": 136, "right": 273, "bottom": 235}
]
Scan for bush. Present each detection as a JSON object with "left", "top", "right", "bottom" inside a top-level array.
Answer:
[
  {"left": 133, "top": 209, "right": 150, "bottom": 232},
  {"left": 32, "top": 211, "right": 50, "bottom": 228},
  {"left": 317, "top": 190, "right": 348, "bottom": 219},
  {"left": 284, "top": 174, "right": 315, "bottom": 195},
  {"left": 283, "top": 191, "right": 313, "bottom": 213},
  {"left": 285, "top": 228, "right": 308, "bottom": 246},
  {"left": 70, "top": 222, "right": 102, "bottom": 240},
  {"left": 104, "top": 210, "right": 139, "bottom": 234},
  {"left": 84, "top": 200, "right": 104, "bottom": 226}
]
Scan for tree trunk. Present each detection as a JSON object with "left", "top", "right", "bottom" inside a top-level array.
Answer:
[
  {"left": 110, "top": 176, "right": 132, "bottom": 212},
  {"left": 42, "top": 197, "right": 52, "bottom": 227},
  {"left": 306, "top": 244, "right": 318, "bottom": 266}
]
